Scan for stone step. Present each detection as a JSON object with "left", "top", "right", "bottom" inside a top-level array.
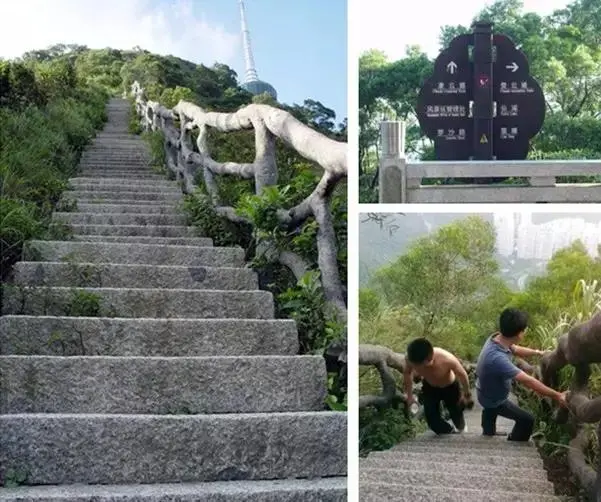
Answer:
[
  {"left": 23, "top": 240, "right": 243, "bottom": 266},
  {"left": 0, "top": 316, "right": 298, "bottom": 356},
  {"left": 0, "top": 478, "right": 347, "bottom": 502},
  {"left": 53, "top": 212, "right": 187, "bottom": 226},
  {"left": 0, "top": 412, "right": 347, "bottom": 485},
  {"left": 0, "top": 355, "right": 326, "bottom": 414},
  {"left": 367, "top": 450, "right": 543, "bottom": 468},
  {"left": 71, "top": 199, "right": 180, "bottom": 208},
  {"left": 359, "top": 456, "right": 548, "bottom": 480},
  {"left": 75, "top": 203, "right": 180, "bottom": 214},
  {"left": 408, "top": 431, "right": 533, "bottom": 448},
  {"left": 72, "top": 235, "right": 211, "bottom": 245},
  {"left": 359, "top": 483, "right": 559, "bottom": 501},
  {"left": 13, "top": 262, "right": 257, "bottom": 290},
  {"left": 359, "top": 468, "right": 553, "bottom": 494},
  {"left": 65, "top": 224, "right": 198, "bottom": 237},
  {"left": 66, "top": 183, "right": 181, "bottom": 193},
  {"left": 66, "top": 190, "right": 182, "bottom": 201},
  {"left": 391, "top": 440, "right": 541, "bottom": 457},
  {"left": 81, "top": 151, "right": 149, "bottom": 157},
  {"left": 80, "top": 159, "right": 151, "bottom": 166},
  {"left": 69, "top": 177, "right": 174, "bottom": 186},
  {"left": 78, "top": 171, "right": 166, "bottom": 179},
  {"left": 78, "top": 164, "right": 153, "bottom": 171},
  {"left": 2, "top": 286, "right": 273, "bottom": 319}
]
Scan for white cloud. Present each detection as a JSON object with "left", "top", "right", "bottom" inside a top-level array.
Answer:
[
  {"left": 0, "top": 0, "right": 240, "bottom": 65},
  {"left": 358, "top": 0, "right": 571, "bottom": 60}
]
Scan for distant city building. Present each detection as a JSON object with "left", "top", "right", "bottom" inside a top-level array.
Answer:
[{"left": 238, "top": 0, "right": 277, "bottom": 100}]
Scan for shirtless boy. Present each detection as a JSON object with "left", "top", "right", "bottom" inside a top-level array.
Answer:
[{"left": 404, "top": 338, "right": 472, "bottom": 434}]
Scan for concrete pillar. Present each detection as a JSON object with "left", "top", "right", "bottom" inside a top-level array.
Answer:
[{"left": 379, "top": 121, "right": 407, "bottom": 203}]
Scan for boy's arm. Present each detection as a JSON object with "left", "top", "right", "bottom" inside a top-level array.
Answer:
[
  {"left": 403, "top": 359, "right": 415, "bottom": 403},
  {"left": 511, "top": 345, "right": 545, "bottom": 358},
  {"left": 449, "top": 355, "right": 471, "bottom": 398},
  {"left": 515, "top": 371, "right": 567, "bottom": 406}
]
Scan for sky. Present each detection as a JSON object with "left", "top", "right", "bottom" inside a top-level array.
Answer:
[
  {"left": 358, "top": 0, "right": 572, "bottom": 60},
  {"left": 0, "top": 0, "right": 347, "bottom": 121}
]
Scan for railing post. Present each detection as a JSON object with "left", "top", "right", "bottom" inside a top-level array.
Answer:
[{"left": 379, "top": 121, "right": 406, "bottom": 203}]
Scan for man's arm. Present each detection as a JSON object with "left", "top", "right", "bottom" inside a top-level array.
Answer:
[
  {"left": 448, "top": 355, "right": 471, "bottom": 398},
  {"left": 515, "top": 371, "right": 567, "bottom": 406},
  {"left": 511, "top": 345, "right": 545, "bottom": 358},
  {"left": 403, "top": 360, "right": 415, "bottom": 404}
]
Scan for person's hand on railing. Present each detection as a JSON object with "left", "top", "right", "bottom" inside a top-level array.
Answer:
[{"left": 556, "top": 390, "right": 569, "bottom": 408}]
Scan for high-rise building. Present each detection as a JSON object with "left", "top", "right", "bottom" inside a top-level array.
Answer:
[{"left": 238, "top": 0, "right": 277, "bottom": 100}]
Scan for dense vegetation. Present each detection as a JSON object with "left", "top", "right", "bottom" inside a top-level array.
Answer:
[
  {"left": 0, "top": 44, "right": 347, "bottom": 406},
  {"left": 359, "top": 0, "right": 601, "bottom": 201},
  {"left": 359, "top": 215, "right": 601, "bottom": 495}
]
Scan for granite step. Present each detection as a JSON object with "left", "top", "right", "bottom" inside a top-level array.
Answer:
[
  {"left": 359, "top": 468, "right": 553, "bottom": 494},
  {"left": 2, "top": 287, "right": 273, "bottom": 319},
  {"left": 0, "top": 355, "right": 326, "bottom": 414},
  {"left": 69, "top": 177, "right": 174, "bottom": 186},
  {"left": 75, "top": 204, "right": 180, "bottom": 215},
  {"left": 80, "top": 160, "right": 152, "bottom": 167},
  {"left": 0, "top": 316, "right": 299, "bottom": 356},
  {"left": 77, "top": 166, "right": 153, "bottom": 173},
  {"left": 23, "top": 241, "right": 243, "bottom": 266},
  {"left": 66, "top": 183, "right": 181, "bottom": 193},
  {"left": 359, "top": 457, "right": 549, "bottom": 481},
  {"left": 77, "top": 171, "right": 166, "bottom": 179},
  {"left": 0, "top": 478, "right": 347, "bottom": 502},
  {"left": 64, "top": 224, "right": 198, "bottom": 237},
  {"left": 65, "top": 190, "right": 182, "bottom": 201},
  {"left": 12, "top": 262, "right": 257, "bottom": 290},
  {"left": 53, "top": 212, "right": 187, "bottom": 226},
  {"left": 367, "top": 450, "right": 543, "bottom": 468},
  {"left": 0, "top": 412, "right": 347, "bottom": 485},
  {"left": 72, "top": 199, "right": 179, "bottom": 207},
  {"left": 359, "top": 483, "right": 559, "bottom": 501},
  {"left": 72, "top": 235, "right": 211, "bottom": 245},
  {"left": 390, "top": 442, "right": 541, "bottom": 457},
  {"left": 406, "top": 432, "right": 533, "bottom": 449}
]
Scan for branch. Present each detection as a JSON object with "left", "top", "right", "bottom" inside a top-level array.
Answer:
[
  {"left": 278, "top": 250, "right": 311, "bottom": 281},
  {"left": 359, "top": 344, "right": 406, "bottom": 409}
]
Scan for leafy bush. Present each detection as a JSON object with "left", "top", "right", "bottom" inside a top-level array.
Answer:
[{"left": 0, "top": 58, "right": 108, "bottom": 277}]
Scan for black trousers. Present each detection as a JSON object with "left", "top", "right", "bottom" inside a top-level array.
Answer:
[
  {"left": 481, "top": 399, "right": 534, "bottom": 441},
  {"left": 422, "top": 380, "right": 465, "bottom": 434}
]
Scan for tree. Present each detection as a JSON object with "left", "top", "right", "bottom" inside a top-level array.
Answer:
[{"left": 368, "top": 216, "right": 511, "bottom": 358}]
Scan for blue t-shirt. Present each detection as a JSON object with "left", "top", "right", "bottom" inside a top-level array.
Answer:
[{"left": 475, "top": 335, "right": 521, "bottom": 408}]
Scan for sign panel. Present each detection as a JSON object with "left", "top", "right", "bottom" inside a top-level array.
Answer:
[{"left": 416, "top": 24, "right": 545, "bottom": 161}]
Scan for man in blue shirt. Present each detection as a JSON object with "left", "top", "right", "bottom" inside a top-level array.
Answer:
[{"left": 476, "top": 308, "right": 568, "bottom": 441}]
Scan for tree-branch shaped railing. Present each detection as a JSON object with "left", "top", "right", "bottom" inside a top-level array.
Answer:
[
  {"left": 540, "top": 312, "right": 601, "bottom": 499},
  {"left": 130, "top": 81, "right": 347, "bottom": 325}
]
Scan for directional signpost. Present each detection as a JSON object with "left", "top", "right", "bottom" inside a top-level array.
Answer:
[{"left": 416, "top": 21, "right": 545, "bottom": 161}]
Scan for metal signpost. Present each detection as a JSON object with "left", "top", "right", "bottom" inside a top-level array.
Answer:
[{"left": 416, "top": 21, "right": 545, "bottom": 161}]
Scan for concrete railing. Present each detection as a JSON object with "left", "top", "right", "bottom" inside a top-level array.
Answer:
[
  {"left": 129, "top": 81, "right": 347, "bottom": 323},
  {"left": 379, "top": 121, "right": 601, "bottom": 203},
  {"left": 541, "top": 311, "right": 601, "bottom": 500}
]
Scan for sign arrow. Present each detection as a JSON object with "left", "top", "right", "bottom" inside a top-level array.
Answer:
[
  {"left": 505, "top": 62, "right": 519, "bottom": 72},
  {"left": 447, "top": 61, "right": 458, "bottom": 74}
]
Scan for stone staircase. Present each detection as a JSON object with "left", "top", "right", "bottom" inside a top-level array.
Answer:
[
  {"left": 0, "top": 98, "right": 347, "bottom": 501},
  {"left": 360, "top": 399, "right": 561, "bottom": 501}
]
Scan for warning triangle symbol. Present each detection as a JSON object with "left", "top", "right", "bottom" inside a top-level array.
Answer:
[{"left": 480, "top": 134, "right": 488, "bottom": 144}]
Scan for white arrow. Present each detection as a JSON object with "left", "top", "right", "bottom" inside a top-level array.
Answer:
[
  {"left": 447, "top": 61, "right": 457, "bottom": 74},
  {"left": 506, "top": 62, "right": 519, "bottom": 72}
]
